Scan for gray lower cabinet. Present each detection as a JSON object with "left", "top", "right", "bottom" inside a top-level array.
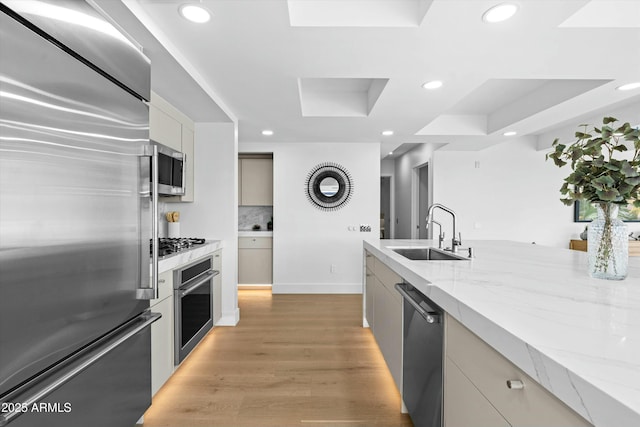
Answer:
[
  {"left": 364, "top": 251, "right": 402, "bottom": 393},
  {"left": 213, "top": 250, "right": 222, "bottom": 324},
  {"left": 364, "top": 251, "right": 594, "bottom": 427},
  {"left": 445, "top": 314, "right": 593, "bottom": 427},
  {"left": 238, "top": 237, "right": 272, "bottom": 284},
  {"left": 150, "top": 269, "right": 174, "bottom": 397},
  {"left": 445, "top": 357, "right": 510, "bottom": 427},
  {"left": 150, "top": 249, "right": 222, "bottom": 397},
  {"left": 364, "top": 268, "right": 375, "bottom": 331}
]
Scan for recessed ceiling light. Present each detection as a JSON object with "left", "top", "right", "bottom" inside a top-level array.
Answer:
[
  {"left": 179, "top": 4, "right": 211, "bottom": 23},
  {"left": 616, "top": 82, "right": 640, "bottom": 91},
  {"left": 482, "top": 3, "right": 518, "bottom": 23},
  {"left": 422, "top": 80, "right": 443, "bottom": 90},
  {"left": 382, "top": 130, "right": 394, "bottom": 136},
  {"left": 261, "top": 129, "right": 274, "bottom": 136},
  {"left": 503, "top": 131, "right": 517, "bottom": 136},
  {"left": 389, "top": 152, "right": 394, "bottom": 155}
]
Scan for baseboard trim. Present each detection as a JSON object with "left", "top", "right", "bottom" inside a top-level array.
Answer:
[
  {"left": 238, "top": 284, "right": 272, "bottom": 290},
  {"left": 272, "top": 283, "right": 362, "bottom": 294},
  {"left": 216, "top": 307, "right": 240, "bottom": 326}
]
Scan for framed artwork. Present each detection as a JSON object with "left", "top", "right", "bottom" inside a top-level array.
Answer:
[{"left": 574, "top": 200, "right": 640, "bottom": 222}]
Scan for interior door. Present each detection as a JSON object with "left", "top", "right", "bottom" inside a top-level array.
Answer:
[{"left": 418, "top": 164, "right": 429, "bottom": 239}]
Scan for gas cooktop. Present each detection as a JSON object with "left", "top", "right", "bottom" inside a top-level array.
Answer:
[{"left": 151, "top": 238, "right": 206, "bottom": 258}]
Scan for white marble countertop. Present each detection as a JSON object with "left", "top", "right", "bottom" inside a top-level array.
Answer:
[
  {"left": 238, "top": 230, "right": 273, "bottom": 237},
  {"left": 364, "top": 239, "right": 640, "bottom": 427},
  {"left": 157, "top": 240, "right": 223, "bottom": 274}
]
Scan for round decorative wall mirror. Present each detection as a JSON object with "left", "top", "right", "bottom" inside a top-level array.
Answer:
[
  {"left": 319, "top": 177, "right": 339, "bottom": 196},
  {"left": 305, "top": 162, "right": 354, "bottom": 211}
]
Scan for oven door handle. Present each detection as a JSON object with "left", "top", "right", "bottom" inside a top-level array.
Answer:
[{"left": 179, "top": 270, "right": 219, "bottom": 298}]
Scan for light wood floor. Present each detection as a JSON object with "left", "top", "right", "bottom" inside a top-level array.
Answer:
[{"left": 142, "top": 290, "right": 413, "bottom": 427}]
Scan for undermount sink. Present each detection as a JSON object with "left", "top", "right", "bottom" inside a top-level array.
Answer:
[{"left": 390, "top": 247, "right": 470, "bottom": 261}]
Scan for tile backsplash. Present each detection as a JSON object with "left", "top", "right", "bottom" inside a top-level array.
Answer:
[{"left": 239, "top": 206, "right": 273, "bottom": 231}]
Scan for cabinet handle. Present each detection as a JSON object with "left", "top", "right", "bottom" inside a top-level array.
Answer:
[
  {"left": 366, "top": 273, "right": 372, "bottom": 277},
  {"left": 159, "top": 279, "right": 166, "bottom": 283},
  {"left": 215, "top": 254, "right": 220, "bottom": 258},
  {"left": 506, "top": 379, "right": 524, "bottom": 390}
]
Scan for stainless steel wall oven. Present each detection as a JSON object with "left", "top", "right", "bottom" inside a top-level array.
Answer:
[{"left": 174, "top": 256, "right": 218, "bottom": 364}]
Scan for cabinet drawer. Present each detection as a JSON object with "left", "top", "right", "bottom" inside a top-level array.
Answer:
[
  {"left": 372, "top": 276, "right": 402, "bottom": 391},
  {"left": 372, "top": 257, "right": 402, "bottom": 303},
  {"left": 238, "top": 248, "right": 272, "bottom": 284},
  {"left": 445, "top": 357, "right": 510, "bottom": 427},
  {"left": 151, "top": 296, "right": 174, "bottom": 396},
  {"left": 150, "top": 269, "right": 173, "bottom": 306},
  {"left": 212, "top": 249, "right": 222, "bottom": 270},
  {"left": 365, "top": 267, "right": 375, "bottom": 329},
  {"left": 446, "top": 316, "right": 591, "bottom": 427},
  {"left": 238, "top": 236, "right": 272, "bottom": 249},
  {"left": 365, "top": 251, "right": 375, "bottom": 270}
]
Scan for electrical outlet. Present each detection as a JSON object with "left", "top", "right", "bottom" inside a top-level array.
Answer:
[
  {"left": 330, "top": 264, "right": 337, "bottom": 273},
  {"left": 360, "top": 224, "right": 372, "bottom": 232}
]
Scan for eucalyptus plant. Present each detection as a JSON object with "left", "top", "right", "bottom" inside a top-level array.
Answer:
[
  {"left": 546, "top": 116, "right": 640, "bottom": 206},
  {"left": 547, "top": 116, "right": 639, "bottom": 278}
]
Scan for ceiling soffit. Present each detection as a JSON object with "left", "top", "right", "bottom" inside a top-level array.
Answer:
[
  {"left": 560, "top": 1, "right": 640, "bottom": 28},
  {"left": 298, "top": 78, "right": 389, "bottom": 117},
  {"left": 417, "top": 78, "right": 612, "bottom": 136}
]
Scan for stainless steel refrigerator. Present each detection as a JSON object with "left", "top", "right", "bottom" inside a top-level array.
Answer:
[{"left": 0, "top": 1, "right": 160, "bottom": 426}]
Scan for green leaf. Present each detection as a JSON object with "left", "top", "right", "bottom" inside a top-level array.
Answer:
[
  {"left": 553, "top": 158, "right": 567, "bottom": 167},
  {"left": 593, "top": 174, "right": 616, "bottom": 187},
  {"left": 571, "top": 149, "right": 583, "bottom": 161},
  {"left": 603, "top": 117, "right": 618, "bottom": 125},
  {"left": 560, "top": 198, "right": 574, "bottom": 206},
  {"left": 593, "top": 156, "right": 605, "bottom": 167},
  {"left": 575, "top": 132, "right": 591, "bottom": 139},
  {"left": 620, "top": 161, "right": 639, "bottom": 177},
  {"left": 596, "top": 188, "right": 621, "bottom": 201},
  {"left": 625, "top": 176, "right": 640, "bottom": 186},
  {"left": 634, "top": 200, "right": 640, "bottom": 208},
  {"left": 618, "top": 183, "right": 633, "bottom": 194}
]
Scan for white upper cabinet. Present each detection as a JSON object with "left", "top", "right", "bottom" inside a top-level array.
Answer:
[
  {"left": 239, "top": 157, "right": 273, "bottom": 206},
  {"left": 150, "top": 91, "right": 195, "bottom": 202}
]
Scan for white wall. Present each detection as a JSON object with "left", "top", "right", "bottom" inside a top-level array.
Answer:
[
  {"left": 178, "top": 122, "right": 239, "bottom": 325},
  {"left": 432, "top": 136, "right": 640, "bottom": 248},
  {"left": 240, "top": 142, "right": 380, "bottom": 293}
]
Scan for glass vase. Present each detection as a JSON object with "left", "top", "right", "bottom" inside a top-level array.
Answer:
[{"left": 587, "top": 203, "right": 628, "bottom": 280}]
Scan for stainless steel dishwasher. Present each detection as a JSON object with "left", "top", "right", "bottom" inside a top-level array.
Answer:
[{"left": 395, "top": 283, "right": 443, "bottom": 427}]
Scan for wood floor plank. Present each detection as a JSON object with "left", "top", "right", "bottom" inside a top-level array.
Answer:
[{"left": 142, "top": 290, "right": 412, "bottom": 427}]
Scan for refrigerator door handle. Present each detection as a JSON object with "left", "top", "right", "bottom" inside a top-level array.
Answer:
[
  {"left": 138, "top": 144, "right": 159, "bottom": 300},
  {"left": 0, "top": 312, "right": 161, "bottom": 426}
]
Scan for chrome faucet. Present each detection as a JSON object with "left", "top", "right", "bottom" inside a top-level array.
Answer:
[
  {"left": 431, "top": 220, "right": 445, "bottom": 249},
  {"left": 426, "top": 203, "right": 461, "bottom": 253}
]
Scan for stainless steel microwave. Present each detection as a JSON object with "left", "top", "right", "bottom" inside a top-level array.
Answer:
[{"left": 153, "top": 142, "right": 186, "bottom": 196}]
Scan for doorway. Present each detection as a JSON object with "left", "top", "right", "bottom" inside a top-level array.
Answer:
[
  {"left": 416, "top": 163, "right": 429, "bottom": 239},
  {"left": 380, "top": 176, "right": 391, "bottom": 239}
]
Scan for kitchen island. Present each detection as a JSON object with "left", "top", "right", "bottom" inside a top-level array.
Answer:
[{"left": 364, "top": 239, "right": 640, "bottom": 427}]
